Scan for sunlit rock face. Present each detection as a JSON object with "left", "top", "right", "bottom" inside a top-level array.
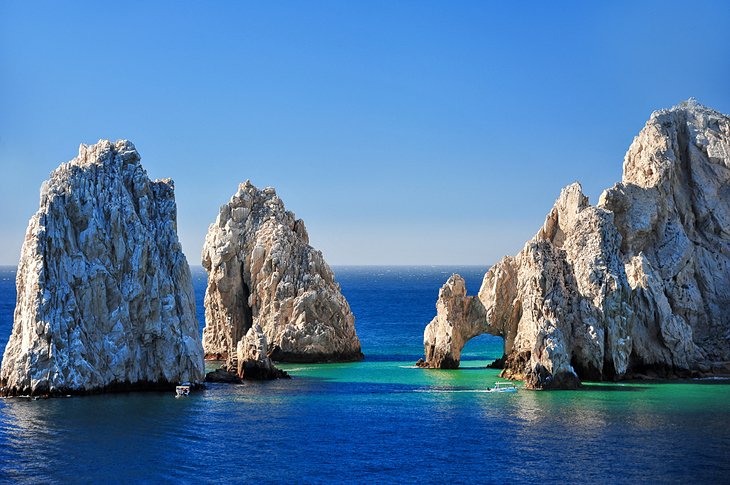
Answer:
[
  {"left": 235, "top": 324, "right": 290, "bottom": 380},
  {"left": 420, "top": 100, "right": 730, "bottom": 388},
  {"left": 201, "top": 181, "right": 363, "bottom": 374},
  {"left": 0, "top": 140, "right": 205, "bottom": 396},
  {"left": 418, "top": 274, "right": 488, "bottom": 369},
  {"left": 600, "top": 99, "right": 730, "bottom": 374}
]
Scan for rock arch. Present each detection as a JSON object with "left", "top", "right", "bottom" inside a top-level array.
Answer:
[
  {"left": 417, "top": 275, "right": 503, "bottom": 369},
  {"left": 418, "top": 100, "right": 730, "bottom": 389}
]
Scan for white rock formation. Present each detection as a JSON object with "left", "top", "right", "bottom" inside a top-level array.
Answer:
[
  {"left": 202, "top": 181, "right": 362, "bottom": 371},
  {"left": 417, "top": 275, "right": 486, "bottom": 369},
  {"left": 236, "top": 324, "right": 289, "bottom": 379},
  {"left": 420, "top": 99, "right": 730, "bottom": 388},
  {"left": 0, "top": 140, "right": 205, "bottom": 396},
  {"left": 599, "top": 99, "right": 730, "bottom": 373}
]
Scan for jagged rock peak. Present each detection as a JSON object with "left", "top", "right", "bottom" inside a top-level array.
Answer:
[
  {"left": 670, "top": 97, "right": 719, "bottom": 114},
  {"left": 615, "top": 98, "right": 730, "bottom": 190},
  {"left": 202, "top": 180, "right": 363, "bottom": 369},
  {"left": 0, "top": 140, "right": 205, "bottom": 396},
  {"left": 419, "top": 100, "right": 730, "bottom": 389}
]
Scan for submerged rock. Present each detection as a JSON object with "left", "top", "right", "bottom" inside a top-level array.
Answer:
[
  {"left": 0, "top": 140, "right": 205, "bottom": 396},
  {"left": 204, "top": 368, "right": 242, "bottom": 384},
  {"left": 201, "top": 181, "right": 363, "bottom": 375},
  {"left": 419, "top": 99, "right": 730, "bottom": 389}
]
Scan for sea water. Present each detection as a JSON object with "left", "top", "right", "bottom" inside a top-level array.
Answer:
[{"left": 0, "top": 266, "right": 728, "bottom": 483}]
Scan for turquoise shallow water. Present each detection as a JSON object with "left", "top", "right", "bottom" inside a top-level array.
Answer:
[{"left": 1, "top": 266, "right": 729, "bottom": 483}]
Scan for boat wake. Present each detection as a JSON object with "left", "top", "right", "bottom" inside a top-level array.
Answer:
[
  {"left": 415, "top": 382, "right": 518, "bottom": 394},
  {"left": 414, "top": 388, "right": 493, "bottom": 394}
]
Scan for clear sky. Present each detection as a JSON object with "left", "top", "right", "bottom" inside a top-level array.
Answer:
[{"left": 1, "top": 1, "right": 729, "bottom": 266}]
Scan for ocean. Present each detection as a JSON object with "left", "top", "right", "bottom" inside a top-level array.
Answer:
[{"left": 0, "top": 265, "right": 729, "bottom": 483}]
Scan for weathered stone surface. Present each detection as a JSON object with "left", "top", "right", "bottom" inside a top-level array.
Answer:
[
  {"left": 0, "top": 140, "right": 205, "bottom": 396},
  {"left": 419, "top": 99, "right": 730, "bottom": 388},
  {"left": 236, "top": 324, "right": 289, "bottom": 380},
  {"left": 201, "top": 181, "right": 363, "bottom": 371},
  {"left": 599, "top": 99, "right": 730, "bottom": 373},
  {"left": 421, "top": 275, "right": 486, "bottom": 369}
]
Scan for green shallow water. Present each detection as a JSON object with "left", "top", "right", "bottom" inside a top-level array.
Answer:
[{"left": 279, "top": 358, "right": 730, "bottom": 412}]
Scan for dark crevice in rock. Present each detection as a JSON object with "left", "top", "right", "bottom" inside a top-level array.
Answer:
[
  {"left": 240, "top": 265, "right": 254, "bottom": 338},
  {"left": 571, "top": 354, "right": 601, "bottom": 381}
]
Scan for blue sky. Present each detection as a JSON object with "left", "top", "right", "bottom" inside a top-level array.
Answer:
[{"left": 1, "top": 1, "right": 729, "bottom": 265}]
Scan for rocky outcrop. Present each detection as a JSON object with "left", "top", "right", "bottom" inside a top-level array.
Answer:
[
  {"left": 420, "top": 99, "right": 730, "bottom": 388},
  {"left": 235, "top": 324, "right": 290, "bottom": 379},
  {"left": 0, "top": 140, "right": 205, "bottom": 396},
  {"left": 201, "top": 181, "right": 363, "bottom": 374},
  {"left": 204, "top": 368, "right": 242, "bottom": 384},
  {"left": 417, "top": 275, "right": 487, "bottom": 369},
  {"left": 599, "top": 100, "right": 730, "bottom": 374},
  {"left": 205, "top": 325, "right": 289, "bottom": 383}
]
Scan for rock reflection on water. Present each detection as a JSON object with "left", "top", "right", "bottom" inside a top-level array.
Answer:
[
  {"left": 0, "top": 380, "right": 308, "bottom": 482},
  {"left": 1, "top": 392, "right": 203, "bottom": 481}
]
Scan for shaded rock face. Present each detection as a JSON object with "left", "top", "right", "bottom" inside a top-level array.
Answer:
[
  {"left": 204, "top": 368, "right": 242, "bottom": 384},
  {"left": 0, "top": 140, "right": 205, "bottom": 396},
  {"left": 201, "top": 181, "right": 363, "bottom": 371},
  {"left": 420, "top": 100, "right": 730, "bottom": 389}
]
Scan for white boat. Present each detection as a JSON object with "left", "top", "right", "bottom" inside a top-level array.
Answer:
[
  {"left": 487, "top": 382, "right": 517, "bottom": 393},
  {"left": 175, "top": 384, "right": 191, "bottom": 397}
]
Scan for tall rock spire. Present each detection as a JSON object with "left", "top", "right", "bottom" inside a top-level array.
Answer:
[
  {"left": 202, "top": 180, "right": 363, "bottom": 373},
  {"left": 0, "top": 140, "right": 204, "bottom": 396}
]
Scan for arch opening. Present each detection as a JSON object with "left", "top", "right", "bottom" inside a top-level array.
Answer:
[{"left": 459, "top": 333, "right": 505, "bottom": 369}]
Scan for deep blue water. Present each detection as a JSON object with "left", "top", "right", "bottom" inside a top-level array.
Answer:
[{"left": 1, "top": 265, "right": 729, "bottom": 483}]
